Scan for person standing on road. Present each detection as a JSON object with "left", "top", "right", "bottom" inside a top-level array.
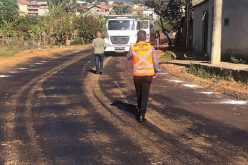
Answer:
[
  {"left": 127, "top": 30, "right": 159, "bottom": 122},
  {"left": 92, "top": 32, "right": 106, "bottom": 74},
  {"left": 155, "top": 30, "right": 160, "bottom": 48}
]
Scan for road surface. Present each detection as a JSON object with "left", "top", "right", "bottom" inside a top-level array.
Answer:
[{"left": 0, "top": 50, "right": 248, "bottom": 165}]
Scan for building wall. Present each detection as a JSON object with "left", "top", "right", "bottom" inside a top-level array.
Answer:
[
  {"left": 88, "top": 7, "right": 100, "bottom": 15},
  {"left": 193, "top": 0, "right": 248, "bottom": 60},
  {"left": 18, "top": 4, "right": 28, "bottom": 15},
  {"left": 222, "top": 0, "right": 248, "bottom": 58},
  {"left": 192, "top": 0, "right": 214, "bottom": 56},
  {"left": 142, "top": 9, "right": 159, "bottom": 20},
  {"left": 38, "top": 8, "right": 49, "bottom": 16}
]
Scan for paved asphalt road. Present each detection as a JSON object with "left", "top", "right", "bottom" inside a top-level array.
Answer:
[{"left": 0, "top": 50, "right": 248, "bottom": 165}]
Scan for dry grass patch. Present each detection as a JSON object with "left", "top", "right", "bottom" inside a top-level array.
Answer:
[{"left": 162, "top": 64, "right": 248, "bottom": 100}]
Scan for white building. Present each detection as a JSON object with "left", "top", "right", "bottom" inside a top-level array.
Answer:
[
  {"left": 17, "top": 0, "right": 28, "bottom": 16},
  {"left": 17, "top": 0, "right": 49, "bottom": 17},
  {"left": 87, "top": 4, "right": 112, "bottom": 16},
  {"left": 76, "top": 0, "right": 87, "bottom": 4},
  {"left": 108, "top": 1, "right": 115, "bottom": 5},
  {"left": 142, "top": 8, "right": 159, "bottom": 20},
  {"left": 28, "top": 1, "right": 49, "bottom": 17}
]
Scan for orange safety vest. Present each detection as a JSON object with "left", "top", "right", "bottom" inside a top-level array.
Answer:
[{"left": 131, "top": 42, "right": 155, "bottom": 76}]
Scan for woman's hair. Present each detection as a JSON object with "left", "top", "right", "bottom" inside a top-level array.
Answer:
[
  {"left": 96, "top": 31, "right": 101, "bottom": 38},
  {"left": 136, "top": 30, "right": 147, "bottom": 43}
]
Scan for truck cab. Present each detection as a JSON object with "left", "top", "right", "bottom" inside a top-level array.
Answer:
[
  {"left": 104, "top": 16, "right": 139, "bottom": 53},
  {"left": 104, "top": 16, "right": 153, "bottom": 54}
]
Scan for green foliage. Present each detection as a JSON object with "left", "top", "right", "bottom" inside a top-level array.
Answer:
[
  {"left": 222, "top": 49, "right": 248, "bottom": 64},
  {"left": 230, "top": 56, "right": 246, "bottom": 64},
  {"left": 0, "top": 2, "right": 105, "bottom": 47},
  {"left": 141, "top": 0, "right": 185, "bottom": 31},
  {"left": 76, "top": 15, "right": 106, "bottom": 43},
  {"left": 0, "top": 46, "right": 23, "bottom": 57},
  {"left": 111, "top": 5, "right": 132, "bottom": 15},
  {"left": 187, "top": 65, "right": 232, "bottom": 81},
  {"left": 159, "top": 50, "right": 176, "bottom": 63},
  {"left": 0, "top": 0, "right": 19, "bottom": 25}
]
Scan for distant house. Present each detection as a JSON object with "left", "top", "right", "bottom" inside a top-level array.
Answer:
[
  {"left": 17, "top": 0, "right": 49, "bottom": 17},
  {"left": 87, "top": 3, "right": 112, "bottom": 16},
  {"left": 17, "top": 0, "right": 28, "bottom": 16},
  {"left": 192, "top": 0, "right": 248, "bottom": 61},
  {"left": 27, "top": 1, "right": 49, "bottom": 17}
]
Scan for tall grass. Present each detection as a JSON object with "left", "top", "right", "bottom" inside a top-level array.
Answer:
[{"left": 0, "top": 46, "right": 24, "bottom": 57}]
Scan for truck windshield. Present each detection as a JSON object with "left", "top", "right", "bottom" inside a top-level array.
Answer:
[{"left": 108, "top": 20, "right": 135, "bottom": 30}]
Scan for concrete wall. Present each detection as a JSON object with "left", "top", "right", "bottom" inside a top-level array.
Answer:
[
  {"left": 88, "top": 7, "right": 100, "bottom": 15},
  {"left": 192, "top": 0, "right": 214, "bottom": 56},
  {"left": 18, "top": 5, "right": 28, "bottom": 15},
  {"left": 222, "top": 0, "right": 248, "bottom": 59},
  {"left": 38, "top": 8, "right": 49, "bottom": 16},
  {"left": 193, "top": 0, "right": 248, "bottom": 60}
]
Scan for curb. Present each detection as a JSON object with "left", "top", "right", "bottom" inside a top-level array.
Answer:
[{"left": 166, "top": 61, "right": 248, "bottom": 84}]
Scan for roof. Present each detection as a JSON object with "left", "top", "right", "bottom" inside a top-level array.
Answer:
[
  {"left": 17, "top": 0, "right": 28, "bottom": 5},
  {"left": 88, "top": 4, "right": 112, "bottom": 12},
  {"left": 192, "top": 0, "right": 208, "bottom": 7},
  {"left": 96, "top": 4, "right": 112, "bottom": 10}
]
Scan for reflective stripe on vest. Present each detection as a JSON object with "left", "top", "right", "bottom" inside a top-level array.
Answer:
[
  {"left": 133, "top": 50, "right": 153, "bottom": 69},
  {"left": 131, "top": 43, "right": 155, "bottom": 76}
]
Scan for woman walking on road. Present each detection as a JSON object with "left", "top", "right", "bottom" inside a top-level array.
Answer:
[
  {"left": 127, "top": 30, "right": 159, "bottom": 122},
  {"left": 92, "top": 32, "right": 106, "bottom": 74}
]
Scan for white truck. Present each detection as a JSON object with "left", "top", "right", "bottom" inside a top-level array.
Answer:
[{"left": 104, "top": 16, "right": 151, "bottom": 54}]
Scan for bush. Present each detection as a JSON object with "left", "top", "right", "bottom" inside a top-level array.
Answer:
[
  {"left": 159, "top": 50, "right": 176, "bottom": 63},
  {"left": 0, "top": 6, "right": 106, "bottom": 47},
  {"left": 222, "top": 49, "right": 248, "bottom": 64}
]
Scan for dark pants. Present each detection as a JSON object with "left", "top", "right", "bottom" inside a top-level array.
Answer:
[
  {"left": 95, "top": 54, "right": 104, "bottom": 74},
  {"left": 133, "top": 76, "right": 153, "bottom": 116}
]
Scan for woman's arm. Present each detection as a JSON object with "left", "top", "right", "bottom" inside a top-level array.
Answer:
[
  {"left": 152, "top": 47, "right": 159, "bottom": 73},
  {"left": 126, "top": 48, "right": 133, "bottom": 60}
]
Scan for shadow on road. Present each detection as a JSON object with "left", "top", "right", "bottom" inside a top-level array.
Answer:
[
  {"left": 111, "top": 100, "right": 139, "bottom": 119},
  {"left": 88, "top": 69, "right": 97, "bottom": 74}
]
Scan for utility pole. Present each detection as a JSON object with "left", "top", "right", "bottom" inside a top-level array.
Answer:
[
  {"left": 185, "top": 1, "right": 190, "bottom": 50},
  {"left": 211, "top": 0, "right": 223, "bottom": 65}
]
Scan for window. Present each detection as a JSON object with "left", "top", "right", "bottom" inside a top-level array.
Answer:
[
  {"left": 108, "top": 20, "right": 135, "bottom": 30},
  {"left": 224, "top": 18, "right": 229, "bottom": 27}
]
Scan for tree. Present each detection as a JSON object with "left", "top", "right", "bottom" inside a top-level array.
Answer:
[
  {"left": 111, "top": 4, "right": 132, "bottom": 15},
  {"left": 75, "top": 15, "right": 105, "bottom": 43},
  {"left": 0, "top": 0, "right": 19, "bottom": 25},
  {"left": 141, "top": 0, "right": 185, "bottom": 46}
]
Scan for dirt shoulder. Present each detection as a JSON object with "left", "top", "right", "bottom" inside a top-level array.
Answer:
[
  {"left": 0, "top": 44, "right": 91, "bottom": 73},
  {"left": 161, "top": 63, "right": 248, "bottom": 100}
]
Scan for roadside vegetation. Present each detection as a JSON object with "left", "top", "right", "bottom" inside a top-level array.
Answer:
[
  {"left": 162, "top": 64, "right": 248, "bottom": 100},
  {"left": 0, "top": 46, "right": 24, "bottom": 57},
  {"left": 187, "top": 65, "right": 233, "bottom": 81},
  {"left": 158, "top": 50, "right": 176, "bottom": 63},
  {"left": 0, "top": 0, "right": 105, "bottom": 57},
  {"left": 222, "top": 50, "right": 248, "bottom": 64},
  {"left": 138, "top": 0, "right": 185, "bottom": 47}
]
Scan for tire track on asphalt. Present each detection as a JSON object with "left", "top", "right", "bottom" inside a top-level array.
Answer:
[
  {"left": 83, "top": 57, "right": 179, "bottom": 165},
  {"left": 99, "top": 56, "right": 248, "bottom": 165},
  {"left": 3, "top": 51, "right": 91, "bottom": 164}
]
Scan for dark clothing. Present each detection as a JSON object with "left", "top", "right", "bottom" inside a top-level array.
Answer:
[
  {"left": 95, "top": 53, "right": 104, "bottom": 74},
  {"left": 133, "top": 76, "right": 153, "bottom": 116},
  {"left": 155, "top": 31, "right": 161, "bottom": 48},
  {"left": 127, "top": 41, "right": 159, "bottom": 118}
]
